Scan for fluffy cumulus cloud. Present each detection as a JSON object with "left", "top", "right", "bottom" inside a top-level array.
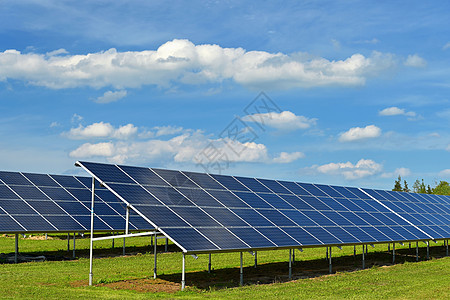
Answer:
[
  {"left": 95, "top": 90, "right": 127, "bottom": 103},
  {"left": 313, "top": 159, "right": 383, "bottom": 180},
  {"left": 66, "top": 122, "right": 138, "bottom": 139},
  {"left": 66, "top": 122, "right": 299, "bottom": 165},
  {"left": 404, "top": 54, "right": 427, "bottom": 67},
  {"left": 439, "top": 169, "right": 450, "bottom": 177},
  {"left": 338, "top": 125, "right": 381, "bottom": 142},
  {"left": 0, "top": 39, "right": 398, "bottom": 90},
  {"left": 242, "top": 111, "right": 316, "bottom": 130},
  {"left": 446, "top": 144, "right": 450, "bottom": 151},
  {"left": 272, "top": 151, "right": 305, "bottom": 163},
  {"left": 381, "top": 167, "right": 411, "bottom": 178},
  {"left": 379, "top": 106, "right": 416, "bottom": 117}
]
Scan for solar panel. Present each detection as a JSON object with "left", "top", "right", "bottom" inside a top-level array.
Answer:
[
  {"left": 0, "top": 171, "right": 153, "bottom": 233},
  {"left": 76, "top": 161, "right": 450, "bottom": 254}
]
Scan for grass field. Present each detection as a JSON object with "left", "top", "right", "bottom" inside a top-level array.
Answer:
[{"left": 0, "top": 234, "right": 449, "bottom": 299}]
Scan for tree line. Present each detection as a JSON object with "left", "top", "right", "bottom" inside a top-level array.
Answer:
[{"left": 392, "top": 176, "right": 450, "bottom": 195}]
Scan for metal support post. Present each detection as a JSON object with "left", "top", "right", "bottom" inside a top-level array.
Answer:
[
  {"left": 123, "top": 207, "right": 129, "bottom": 256},
  {"left": 354, "top": 245, "right": 356, "bottom": 259},
  {"left": 393, "top": 243, "right": 396, "bottom": 263},
  {"left": 409, "top": 242, "right": 411, "bottom": 250},
  {"left": 165, "top": 237, "right": 168, "bottom": 252},
  {"left": 181, "top": 253, "right": 186, "bottom": 291},
  {"left": 328, "top": 247, "right": 332, "bottom": 274},
  {"left": 254, "top": 251, "right": 257, "bottom": 268},
  {"left": 240, "top": 252, "right": 243, "bottom": 286},
  {"left": 288, "top": 249, "right": 292, "bottom": 280},
  {"left": 150, "top": 234, "right": 153, "bottom": 247},
  {"left": 208, "top": 253, "right": 211, "bottom": 273},
  {"left": 14, "top": 233, "right": 19, "bottom": 264},
  {"left": 89, "top": 177, "right": 95, "bottom": 286},
  {"left": 388, "top": 243, "right": 390, "bottom": 252},
  {"left": 153, "top": 232, "right": 157, "bottom": 279},
  {"left": 416, "top": 241, "right": 419, "bottom": 262},
  {"left": 73, "top": 233, "right": 76, "bottom": 258},
  {"left": 326, "top": 246, "right": 328, "bottom": 261},
  {"left": 292, "top": 247, "right": 295, "bottom": 264},
  {"left": 426, "top": 241, "right": 429, "bottom": 260},
  {"left": 45, "top": 233, "right": 47, "bottom": 240},
  {"left": 362, "top": 245, "right": 365, "bottom": 269},
  {"left": 112, "top": 232, "right": 114, "bottom": 248},
  {"left": 67, "top": 233, "right": 70, "bottom": 252},
  {"left": 446, "top": 240, "right": 449, "bottom": 256}
]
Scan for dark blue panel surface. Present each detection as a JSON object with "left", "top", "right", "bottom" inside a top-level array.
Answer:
[
  {"left": 108, "top": 184, "right": 162, "bottom": 206},
  {"left": 256, "top": 227, "right": 300, "bottom": 247},
  {"left": 182, "top": 171, "right": 224, "bottom": 190},
  {"left": 314, "top": 184, "right": 344, "bottom": 198},
  {"left": 257, "top": 209, "right": 298, "bottom": 227},
  {"left": 0, "top": 200, "right": 37, "bottom": 215},
  {"left": 297, "top": 183, "right": 327, "bottom": 197},
  {"left": 152, "top": 169, "right": 198, "bottom": 188},
  {"left": 281, "top": 227, "right": 322, "bottom": 246},
  {"left": 231, "top": 208, "right": 274, "bottom": 227},
  {"left": 233, "top": 191, "right": 272, "bottom": 209},
  {"left": 303, "top": 227, "right": 342, "bottom": 245},
  {"left": 228, "top": 227, "right": 276, "bottom": 248},
  {"left": 23, "top": 173, "right": 59, "bottom": 187},
  {"left": 13, "top": 215, "right": 55, "bottom": 231},
  {"left": 79, "top": 161, "right": 135, "bottom": 184},
  {"left": 57, "top": 201, "right": 90, "bottom": 215},
  {"left": 207, "top": 190, "right": 248, "bottom": 208},
  {"left": 318, "top": 197, "right": 348, "bottom": 212},
  {"left": 302, "top": 211, "right": 335, "bottom": 226},
  {"left": 133, "top": 205, "right": 190, "bottom": 227},
  {"left": 40, "top": 187, "right": 77, "bottom": 201},
  {"left": 321, "top": 211, "right": 353, "bottom": 226},
  {"left": 51, "top": 175, "right": 85, "bottom": 188},
  {"left": 9, "top": 186, "right": 49, "bottom": 200},
  {"left": 119, "top": 165, "right": 168, "bottom": 186},
  {"left": 196, "top": 227, "right": 249, "bottom": 250},
  {"left": 202, "top": 207, "right": 248, "bottom": 227},
  {"left": 324, "top": 227, "right": 360, "bottom": 243},
  {"left": 145, "top": 186, "right": 193, "bottom": 206},
  {"left": 360, "top": 226, "right": 391, "bottom": 242},
  {"left": 210, "top": 174, "right": 250, "bottom": 192},
  {"left": 177, "top": 188, "right": 223, "bottom": 207},
  {"left": 0, "top": 171, "right": 30, "bottom": 185},
  {"left": 257, "top": 193, "right": 293, "bottom": 209},
  {"left": 257, "top": 179, "right": 291, "bottom": 194},
  {"left": 299, "top": 196, "right": 331, "bottom": 211},
  {"left": 0, "top": 215, "right": 24, "bottom": 231},
  {"left": 234, "top": 176, "right": 271, "bottom": 193},
  {"left": 45, "top": 216, "right": 85, "bottom": 231},
  {"left": 169, "top": 206, "right": 222, "bottom": 227},
  {"left": 26, "top": 200, "right": 67, "bottom": 215},
  {"left": 161, "top": 228, "right": 219, "bottom": 252},
  {"left": 278, "top": 181, "right": 309, "bottom": 195},
  {"left": 280, "top": 210, "right": 317, "bottom": 226},
  {"left": 342, "top": 226, "right": 376, "bottom": 243},
  {"left": 0, "top": 185, "right": 19, "bottom": 199}
]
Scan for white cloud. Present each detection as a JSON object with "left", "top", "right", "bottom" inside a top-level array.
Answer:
[
  {"left": 46, "top": 48, "right": 68, "bottom": 57},
  {"left": 443, "top": 42, "right": 450, "bottom": 50},
  {"left": 66, "top": 122, "right": 137, "bottom": 140},
  {"left": 71, "top": 113, "right": 83, "bottom": 124},
  {"left": 379, "top": 106, "right": 416, "bottom": 117},
  {"left": 404, "top": 54, "right": 427, "bottom": 67},
  {"left": 381, "top": 167, "right": 411, "bottom": 178},
  {"left": 50, "top": 121, "right": 60, "bottom": 128},
  {"left": 338, "top": 125, "right": 381, "bottom": 142},
  {"left": 446, "top": 144, "right": 450, "bottom": 151},
  {"left": 313, "top": 159, "right": 383, "bottom": 180},
  {"left": 0, "top": 39, "right": 397, "bottom": 90},
  {"left": 154, "top": 125, "right": 184, "bottom": 137},
  {"left": 439, "top": 169, "right": 450, "bottom": 177},
  {"left": 272, "top": 151, "right": 305, "bottom": 163},
  {"left": 95, "top": 90, "right": 127, "bottom": 104},
  {"left": 242, "top": 111, "right": 316, "bottom": 130},
  {"left": 69, "top": 142, "right": 115, "bottom": 158}
]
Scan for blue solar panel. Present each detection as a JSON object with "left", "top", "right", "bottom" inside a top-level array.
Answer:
[
  {"left": 0, "top": 170, "right": 153, "bottom": 233},
  {"left": 76, "top": 161, "right": 450, "bottom": 254},
  {"left": 119, "top": 165, "right": 168, "bottom": 186},
  {"left": 162, "top": 227, "right": 219, "bottom": 252}
]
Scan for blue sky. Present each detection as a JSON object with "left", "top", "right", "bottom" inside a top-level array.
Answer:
[{"left": 1, "top": 1, "right": 450, "bottom": 189}]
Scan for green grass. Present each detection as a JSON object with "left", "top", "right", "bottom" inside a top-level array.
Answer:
[{"left": 0, "top": 234, "right": 449, "bottom": 299}]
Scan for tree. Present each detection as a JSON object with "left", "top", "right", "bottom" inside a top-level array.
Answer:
[
  {"left": 403, "top": 180, "right": 410, "bottom": 193},
  {"left": 393, "top": 175, "right": 403, "bottom": 191},
  {"left": 412, "top": 179, "right": 421, "bottom": 193},
  {"left": 432, "top": 181, "right": 450, "bottom": 195},
  {"left": 426, "top": 185, "right": 432, "bottom": 194}
]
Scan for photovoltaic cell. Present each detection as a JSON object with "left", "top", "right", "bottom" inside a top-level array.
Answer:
[{"left": 75, "top": 161, "right": 450, "bottom": 254}]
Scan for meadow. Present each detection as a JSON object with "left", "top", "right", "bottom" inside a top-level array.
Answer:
[{"left": 0, "top": 234, "right": 449, "bottom": 299}]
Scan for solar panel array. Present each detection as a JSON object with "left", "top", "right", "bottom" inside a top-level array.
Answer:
[
  {"left": 362, "top": 188, "right": 450, "bottom": 240},
  {"left": 0, "top": 171, "right": 153, "bottom": 233},
  {"left": 77, "top": 161, "right": 450, "bottom": 253}
]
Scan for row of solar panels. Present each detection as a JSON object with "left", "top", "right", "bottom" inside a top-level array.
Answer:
[
  {"left": 0, "top": 171, "right": 153, "bottom": 233},
  {"left": 77, "top": 161, "right": 450, "bottom": 253}
]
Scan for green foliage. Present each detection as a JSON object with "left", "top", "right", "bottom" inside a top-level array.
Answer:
[
  {"left": 392, "top": 175, "right": 403, "bottom": 191},
  {"left": 403, "top": 180, "right": 410, "bottom": 193},
  {"left": 413, "top": 179, "right": 427, "bottom": 194},
  {"left": 432, "top": 181, "right": 450, "bottom": 196}
]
